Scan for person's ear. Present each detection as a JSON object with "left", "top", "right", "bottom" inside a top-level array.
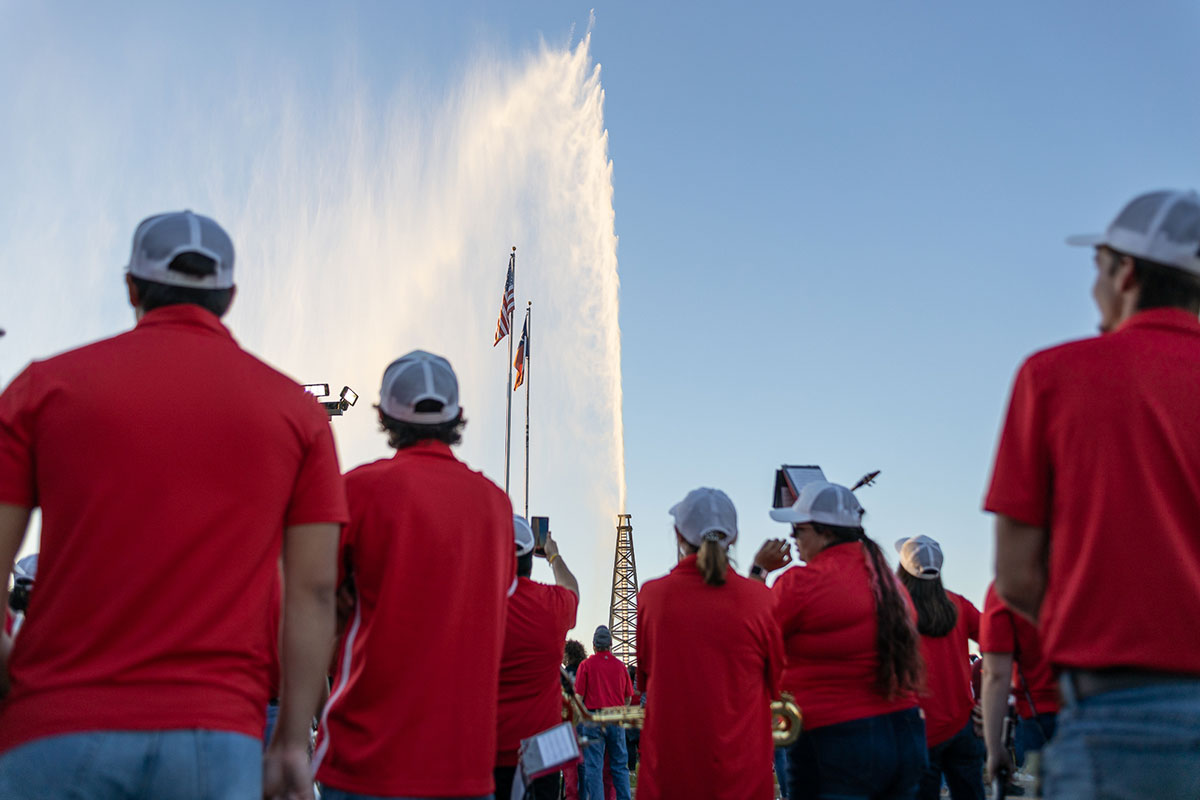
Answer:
[{"left": 125, "top": 273, "right": 140, "bottom": 308}]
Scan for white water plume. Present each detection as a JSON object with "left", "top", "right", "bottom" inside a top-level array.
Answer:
[{"left": 0, "top": 30, "right": 624, "bottom": 635}]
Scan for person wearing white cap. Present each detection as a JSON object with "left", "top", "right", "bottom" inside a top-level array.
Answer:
[
  {"left": 0, "top": 211, "right": 349, "bottom": 800},
  {"left": 634, "top": 488, "right": 784, "bottom": 800},
  {"left": 752, "top": 481, "right": 926, "bottom": 799},
  {"left": 986, "top": 190, "right": 1200, "bottom": 798},
  {"left": 893, "top": 536, "right": 983, "bottom": 800},
  {"left": 494, "top": 515, "right": 579, "bottom": 800},
  {"left": 314, "top": 351, "right": 516, "bottom": 800}
]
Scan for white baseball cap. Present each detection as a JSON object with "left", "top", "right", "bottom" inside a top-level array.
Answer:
[
  {"left": 378, "top": 350, "right": 461, "bottom": 424},
  {"left": 513, "top": 515, "right": 535, "bottom": 556},
  {"left": 127, "top": 210, "right": 235, "bottom": 289},
  {"left": 669, "top": 487, "right": 738, "bottom": 548},
  {"left": 895, "top": 535, "right": 943, "bottom": 580},
  {"left": 1067, "top": 189, "right": 1200, "bottom": 276},
  {"left": 769, "top": 481, "right": 864, "bottom": 527}
]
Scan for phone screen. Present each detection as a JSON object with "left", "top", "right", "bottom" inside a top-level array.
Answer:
[{"left": 531, "top": 516, "right": 550, "bottom": 554}]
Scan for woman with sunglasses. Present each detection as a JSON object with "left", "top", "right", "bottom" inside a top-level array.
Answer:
[{"left": 753, "top": 481, "right": 926, "bottom": 799}]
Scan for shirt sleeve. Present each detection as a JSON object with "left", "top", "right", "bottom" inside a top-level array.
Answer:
[
  {"left": 762, "top": 592, "right": 785, "bottom": 700},
  {"left": 554, "top": 585, "right": 579, "bottom": 632},
  {"left": 984, "top": 358, "right": 1052, "bottom": 528},
  {"left": 0, "top": 366, "right": 39, "bottom": 508},
  {"left": 771, "top": 569, "right": 806, "bottom": 636},
  {"left": 635, "top": 599, "right": 649, "bottom": 698},
  {"left": 979, "top": 585, "right": 1016, "bottom": 654},
  {"left": 622, "top": 660, "right": 634, "bottom": 701},
  {"left": 963, "top": 596, "right": 982, "bottom": 643},
  {"left": 285, "top": 408, "right": 350, "bottom": 527},
  {"left": 574, "top": 659, "right": 590, "bottom": 703}
]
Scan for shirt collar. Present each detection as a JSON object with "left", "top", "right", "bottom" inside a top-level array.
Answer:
[
  {"left": 135, "top": 304, "right": 234, "bottom": 341},
  {"left": 393, "top": 439, "right": 456, "bottom": 460},
  {"left": 1115, "top": 307, "right": 1200, "bottom": 335}
]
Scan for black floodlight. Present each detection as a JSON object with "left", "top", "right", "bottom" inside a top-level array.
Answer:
[{"left": 303, "top": 383, "right": 330, "bottom": 398}]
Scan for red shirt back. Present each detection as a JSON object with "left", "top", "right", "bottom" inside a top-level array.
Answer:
[
  {"left": 635, "top": 556, "right": 783, "bottom": 800},
  {"left": 314, "top": 441, "right": 515, "bottom": 797},
  {"left": 0, "top": 306, "right": 348, "bottom": 753},
  {"left": 773, "top": 543, "right": 919, "bottom": 730},
  {"left": 979, "top": 583, "right": 1059, "bottom": 718},
  {"left": 495, "top": 578, "right": 578, "bottom": 766},
  {"left": 916, "top": 591, "right": 980, "bottom": 746},
  {"left": 985, "top": 309, "right": 1200, "bottom": 672},
  {"left": 575, "top": 651, "right": 633, "bottom": 710}
]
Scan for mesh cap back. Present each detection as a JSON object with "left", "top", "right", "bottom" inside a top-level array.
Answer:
[
  {"left": 895, "top": 535, "right": 943, "bottom": 580},
  {"left": 769, "top": 481, "right": 865, "bottom": 527},
  {"left": 1067, "top": 189, "right": 1200, "bottom": 276},
  {"left": 127, "top": 210, "right": 235, "bottom": 289},
  {"left": 379, "top": 350, "right": 460, "bottom": 424},
  {"left": 669, "top": 487, "right": 738, "bottom": 548}
]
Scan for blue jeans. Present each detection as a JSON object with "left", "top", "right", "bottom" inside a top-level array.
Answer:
[
  {"left": 919, "top": 719, "right": 983, "bottom": 800},
  {"left": 0, "top": 730, "right": 260, "bottom": 800},
  {"left": 580, "top": 723, "right": 631, "bottom": 800},
  {"left": 1013, "top": 712, "right": 1056, "bottom": 767},
  {"left": 321, "top": 790, "right": 493, "bottom": 800},
  {"left": 1042, "top": 677, "right": 1200, "bottom": 799},
  {"left": 775, "top": 746, "right": 791, "bottom": 798},
  {"left": 788, "top": 707, "right": 926, "bottom": 800}
]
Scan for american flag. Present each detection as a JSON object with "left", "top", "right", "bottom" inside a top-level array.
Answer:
[
  {"left": 493, "top": 253, "right": 516, "bottom": 346},
  {"left": 513, "top": 317, "right": 528, "bottom": 390}
]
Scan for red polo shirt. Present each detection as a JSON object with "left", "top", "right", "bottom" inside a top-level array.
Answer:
[
  {"left": 916, "top": 591, "right": 980, "bottom": 747},
  {"left": 985, "top": 308, "right": 1200, "bottom": 673},
  {"left": 979, "top": 583, "right": 1059, "bottom": 718},
  {"left": 635, "top": 556, "right": 783, "bottom": 800},
  {"left": 314, "top": 441, "right": 515, "bottom": 798},
  {"left": 0, "top": 305, "right": 348, "bottom": 753},
  {"left": 773, "top": 542, "right": 919, "bottom": 730},
  {"left": 495, "top": 577, "right": 578, "bottom": 767},
  {"left": 575, "top": 651, "right": 632, "bottom": 710}
]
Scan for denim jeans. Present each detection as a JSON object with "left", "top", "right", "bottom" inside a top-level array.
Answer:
[
  {"left": 788, "top": 707, "right": 926, "bottom": 800},
  {"left": 918, "top": 719, "right": 983, "bottom": 800},
  {"left": 579, "top": 724, "right": 630, "bottom": 800},
  {"left": 0, "top": 729, "right": 260, "bottom": 800},
  {"left": 1042, "top": 677, "right": 1200, "bottom": 800},
  {"left": 1013, "top": 712, "right": 1056, "bottom": 767},
  {"left": 775, "top": 746, "right": 791, "bottom": 798},
  {"left": 321, "top": 790, "right": 492, "bottom": 800}
]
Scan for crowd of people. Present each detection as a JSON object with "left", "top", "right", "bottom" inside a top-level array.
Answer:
[{"left": 0, "top": 187, "right": 1198, "bottom": 800}]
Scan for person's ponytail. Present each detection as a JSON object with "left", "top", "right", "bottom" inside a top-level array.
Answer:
[{"left": 696, "top": 535, "right": 729, "bottom": 586}]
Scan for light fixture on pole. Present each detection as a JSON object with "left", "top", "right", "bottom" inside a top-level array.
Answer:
[{"left": 303, "top": 384, "right": 359, "bottom": 417}]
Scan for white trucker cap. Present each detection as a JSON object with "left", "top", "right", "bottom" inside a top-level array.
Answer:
[
  {"left": 669, "top": 487, "right": 738, "bottom": 548},
  {"left": 770, "top": 481, "right": 864, "bottom": 527},
  {"left": 513, "top": 515, "right": 535, "bottom": 556},
  {"left": 895, "top": 535, "right": 943, "bottom": 580},
  {"left": 378, "top": 350, "right": 460, "bottom": 424},
  {"left": 1067, "top": 189, "right": 1200, "bottom": 276},
  {"left": 126, "top": 210, "right": 235, "bottom": 289}
]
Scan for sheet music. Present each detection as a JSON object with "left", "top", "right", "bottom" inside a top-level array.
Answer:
[{"left": 536, "top": 722, "right": 578, "bottom": 766}]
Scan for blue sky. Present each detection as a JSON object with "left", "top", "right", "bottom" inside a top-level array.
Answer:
[{"left": 2, "top": 1, "right": 1199, "bottom": 635}]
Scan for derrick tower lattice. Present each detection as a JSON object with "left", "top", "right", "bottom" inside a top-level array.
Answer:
[{"left": 608, "top": 514, "right": 638, "bottom": 670}]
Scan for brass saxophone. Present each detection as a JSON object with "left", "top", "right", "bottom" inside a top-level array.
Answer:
[{"left": 562, "top": 669, "right": 802, "bottom": 747}]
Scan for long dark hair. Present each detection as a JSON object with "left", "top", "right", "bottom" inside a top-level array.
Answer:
[
  {"left": 897, "top": 570, "right": 958, "bottom": 637},
  {"left": 814, "top": 523, "right": 924, "bottom": 700}
]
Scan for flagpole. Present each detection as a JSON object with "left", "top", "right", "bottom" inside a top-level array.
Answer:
[
  {"left": 524, "top": 302, "right": 531, "bottom": 518},
  {"left": 504, "top": 247, "right": 515, "bottom": 496}
]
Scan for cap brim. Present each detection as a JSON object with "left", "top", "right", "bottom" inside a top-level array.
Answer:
[
  {"left": 769, "top": 507, "right": 810, "bottom": 523},
  {"left": 1066, "top": 233, "right": 1106, "bottom": 247}
]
